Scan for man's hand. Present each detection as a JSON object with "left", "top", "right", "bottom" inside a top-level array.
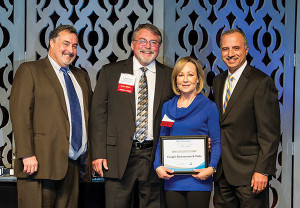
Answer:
[
  {"left": 92, "top": 159, "right": 108, "bottom": 177},
  {"left": 193, "top": 167, "right": 214, "bottom": 180},
  {"left": 155, "top": 166, "right": 174, "bottom": 180},
  {"left": 22, "top": 156, "right": 38, "bottom": 175},
  {"left": 251, "top": 172, "right": 268, "bottom": 194}
]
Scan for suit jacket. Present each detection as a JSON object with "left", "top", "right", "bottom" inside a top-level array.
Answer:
[
  {"left": 90, "top": 57, "right": 174, "bottom": 180},
  {"left": 10, "top": 57, "right": 93, "bottom": 181},
  {"left": 212, "top": 64, "right": 280, "bottom": 186}
]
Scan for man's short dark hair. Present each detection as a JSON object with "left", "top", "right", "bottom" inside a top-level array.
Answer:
[
  {"left": 221, "top": 28, "right": 248, "bottom": 49},
  {"left": 48, "top": 25, "right": 77, "bottom": 49}
]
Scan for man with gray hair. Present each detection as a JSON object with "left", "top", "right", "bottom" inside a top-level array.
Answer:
[{"left": 90, "top": 23, "right": 174, "bottom": 207}]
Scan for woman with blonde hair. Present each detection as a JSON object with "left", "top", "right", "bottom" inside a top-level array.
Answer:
[{"left": 154, "top": 57, "right": 221, "bottom": 208}]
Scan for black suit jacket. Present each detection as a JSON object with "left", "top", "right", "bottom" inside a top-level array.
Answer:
[
  {"left": 213, "top": 64, "right": 280, "bottom": 186},
  {"left": 90, "top": 57, "right": 174, "bottom": 180}
]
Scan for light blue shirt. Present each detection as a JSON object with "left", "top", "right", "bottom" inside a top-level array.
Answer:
[{"left": 48, "top": 55, "right": 87, "bottom": 160}]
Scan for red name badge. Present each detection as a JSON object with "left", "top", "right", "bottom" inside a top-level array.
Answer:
[
  {"left": 160, "top": 114, "right": 174, "bottom": 127},
  {"left": 117, "top": 83, "right": 134, "bottom": 93},
  {"left": 117, "top": 73, "right": 136, "bottom": 94},
  {"left": 160, "top": 120, "right": 174, "bottom": 127}
]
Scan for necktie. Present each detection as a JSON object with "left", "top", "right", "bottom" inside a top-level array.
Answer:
[
  {"left": 135, "top": 67, "right": 148, "bottom": 143},
  {"left": 60, "top": 67, "right": 82, "bottom": 152},
  {"left": 223, "top": 75, "right": 234, "bottom": 114}
]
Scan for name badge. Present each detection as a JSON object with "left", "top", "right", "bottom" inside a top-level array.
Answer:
[
  {"left": 160, "top": 114, "right": 174, "bottom": 127},
  {"left": 117, "top": 73, "right": 136, "bottom": 94}
]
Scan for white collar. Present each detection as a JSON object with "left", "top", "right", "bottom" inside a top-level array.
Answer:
[
  {"left": 133, "top": 56, "right": 156, "bottom": 73},
  {"left": 48, "top": 55, "right": 70, "bottom": 73},
  {"left": 228, "top": 61, "right": 247, "bottom": 80}
]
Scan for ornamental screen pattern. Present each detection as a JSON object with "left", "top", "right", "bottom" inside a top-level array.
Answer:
[
  {"left": 0, "top": 1, "right": 25, "bottom": 169},
  {"left": 26, "top": 0, "right": 156, "bottom": 88},
  {"left": 164, "top": 0, "right": 294, "bottom": 207}
]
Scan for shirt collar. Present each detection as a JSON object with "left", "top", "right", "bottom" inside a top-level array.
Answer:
[
  {"left": 133, "top": 56, "right": 156, "bottom": 73},
  {"left": 48, "top": 54, "right": 70, "bottom": 73},
  {"left": 228, "top": 60, "right": 247, "bottom": 80}
]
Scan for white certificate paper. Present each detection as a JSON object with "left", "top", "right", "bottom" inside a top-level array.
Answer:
[{"left": 161, "top": 136, "right": 208, "bottom": 174}]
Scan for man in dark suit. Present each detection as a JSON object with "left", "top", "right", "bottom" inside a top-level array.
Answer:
[
  {"left": 90, "top": 23, "right": 174, "bottom": 208},
  {"left": 10, "top": 25, "right": 92, "bottom": 208},
  {"left": 212, "top": 29, "right": 280, "bottom": 208}
]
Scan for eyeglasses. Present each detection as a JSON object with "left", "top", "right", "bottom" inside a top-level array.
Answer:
[{"left": 133, "top": 38, "right": 161, "bottom": 48}]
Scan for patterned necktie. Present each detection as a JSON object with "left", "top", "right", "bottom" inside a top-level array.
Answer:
[
  {"left": 223, "top": 75, "right": 234, "bottom": 114},
  {"left": 60, "top": 67, "right": 82, "bottom": 152},
  {"left": 135, "top": 67, "right": 148, "bottom": 143}
]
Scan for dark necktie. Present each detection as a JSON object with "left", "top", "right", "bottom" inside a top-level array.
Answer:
[
  {"left": 135, "top": 67, "right": 148, "bottom": 143},
  {"left": 60, "top": 67, "right": 82, "bottom": 152}
]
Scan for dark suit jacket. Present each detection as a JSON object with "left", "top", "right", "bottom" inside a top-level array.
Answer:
[
  {"left": 90, "top": 57, "right": 174, "bottom": 180},
  {"left": 213, "top": 64, "right": 280, "bottom": 186},
  {"left": 10, "top": 57, "right": 92, "bottom": 181}
]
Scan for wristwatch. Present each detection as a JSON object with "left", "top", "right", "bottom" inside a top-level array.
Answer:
[{"left": 209, "top": 166, "right": 217, "bottom": 174}]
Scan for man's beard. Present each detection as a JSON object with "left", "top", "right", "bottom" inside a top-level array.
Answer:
[{"left": 137, "top": 50, "right": 156, "bottom": 65}]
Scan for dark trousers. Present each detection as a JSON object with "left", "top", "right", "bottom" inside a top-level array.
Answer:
[
  {"left": 105, "top": 147, "right": 164, "bottom": 208},
  {"left": 214, "top": 172, "right": 269, "bottom": 208},
  {"left": 165, "top": 190, "right": 211, "bottom": 208},
  {"left": 17, "top": 159, "right": 79, "bottom": 208}
]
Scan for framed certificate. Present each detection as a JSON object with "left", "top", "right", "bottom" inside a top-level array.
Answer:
[{"left": 160, "top": 135, "right": 208, "bottom": 174}]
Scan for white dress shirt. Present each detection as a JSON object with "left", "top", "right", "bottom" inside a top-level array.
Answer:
[
  {"left": 133, "top": 56, "right": 156, "bottom": 141},
  {"left": 48, "top": 55, "right": 87, "bottom": 160},
  {"left": 222, "top": 61, "right": 247, "bottom": 105}
]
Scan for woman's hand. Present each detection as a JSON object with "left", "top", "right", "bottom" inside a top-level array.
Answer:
[
  {"left": 192, "top": 167, "right": 214, "bottom": 180},
  {"left": 156, "top": 166, "right": 175, "bottom": 180}
]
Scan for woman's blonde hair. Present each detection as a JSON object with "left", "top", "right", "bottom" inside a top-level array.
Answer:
[{"left": 171, "top": 57, "right": 204, "bottom": 95}]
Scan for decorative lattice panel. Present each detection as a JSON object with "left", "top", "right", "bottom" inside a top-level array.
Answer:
[
  {"left": 26, "top": 0, "right": 157, "bottom": 88},
  {"left": 164, "top": 0, "right": 294, "bottom": 207},
  {"left": 0, "top": 1, "right": 25, "bottom": 169}
]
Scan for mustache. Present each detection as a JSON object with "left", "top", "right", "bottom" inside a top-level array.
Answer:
[
  {"left": 226, "top": 56, "right": 236, "bottom": 60},
  {"left": 63, "top": 51, "right": 75, "bottom": 58},
  {"left": 140, "top": 49, "right": 154, "bottom": 54}
]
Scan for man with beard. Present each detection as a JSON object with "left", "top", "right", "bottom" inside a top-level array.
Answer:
[
  {"left": 10, "top": 25, "right": 92, "bottom": 208},
  {"left": 90, "top": 23, "right": 174, "bottom": 208}
]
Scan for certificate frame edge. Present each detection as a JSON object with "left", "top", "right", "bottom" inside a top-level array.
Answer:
[{"left": 160, "top": 135, "right": 209, "bottom": 174}]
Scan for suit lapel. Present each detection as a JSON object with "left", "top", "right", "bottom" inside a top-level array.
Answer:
[
  {"left": 122, "top": 58, "right": 136, "bottom": 119},
  {"left": 153, "top": 62, "right": 167, "bottom": 118},
  {"left": 41, "top": 57, "right": 68, "bottom": 117},
  {"left": 221, "top": 65, "right": 251, "bottom": 121},
  {"left": 217, "top": 72, "right": 227, "bottom": 118}
]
